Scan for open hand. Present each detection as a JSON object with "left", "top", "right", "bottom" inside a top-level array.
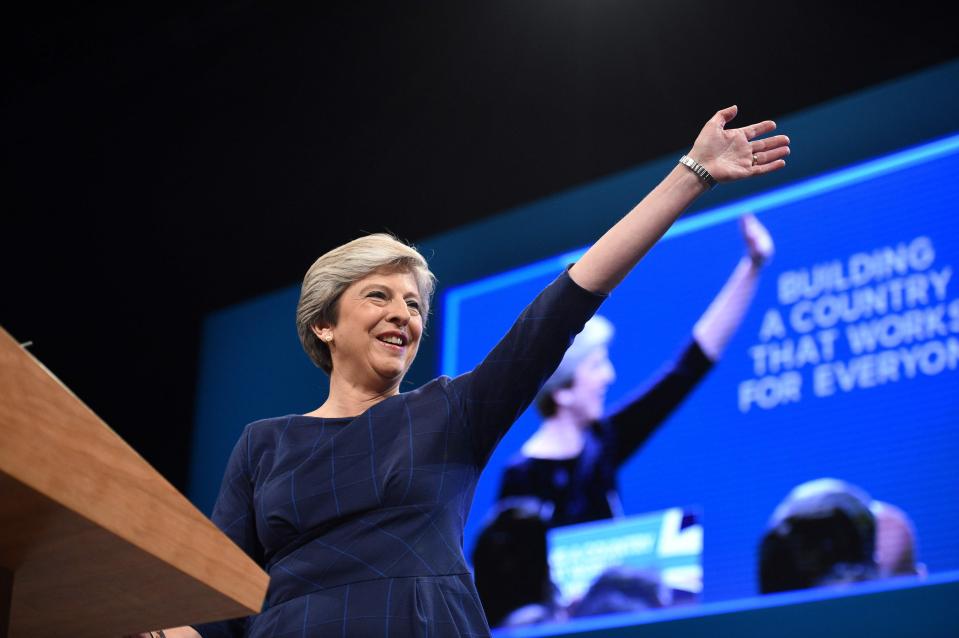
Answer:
[{"left": 689, "top": 106, "right": 790, "bottom": 183}]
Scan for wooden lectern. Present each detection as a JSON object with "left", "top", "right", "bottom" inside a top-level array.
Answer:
[{"left": 0, "top": 327, "right": 269, "bottom": 637}]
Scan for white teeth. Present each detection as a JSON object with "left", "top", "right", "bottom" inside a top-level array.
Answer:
[{"left": 380, "top": 336, "right": 404, "bottom": 346}]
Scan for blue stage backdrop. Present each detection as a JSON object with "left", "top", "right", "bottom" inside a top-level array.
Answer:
[
  {"left": 189, "top": 60, "right": 959, "bottom": 609},
  {"left": 444, "top": 134, "right": 959, "bottom": 602}
]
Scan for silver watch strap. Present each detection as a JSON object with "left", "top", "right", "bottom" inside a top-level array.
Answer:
[{"left": 679, "top": 154, "right": 717, "bottom": 189}]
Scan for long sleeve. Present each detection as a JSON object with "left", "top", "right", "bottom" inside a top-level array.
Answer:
[
  {"left": 606, "top": 339, "right": 713, "bottom": 467},
  {"left": 194, "top": 425, "right": 264, "bottom": 638},
  {"left": 450, "top": 269, "right": 606, "bottom": 466}
]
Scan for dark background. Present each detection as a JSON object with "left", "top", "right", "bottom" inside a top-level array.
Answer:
[{"left": 3, "top": 1, "right": 957, "bottom": 491}]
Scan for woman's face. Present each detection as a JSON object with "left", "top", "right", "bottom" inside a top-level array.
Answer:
[
  {"left": 320, "top": 269, "right": 424, "bottom": 391},
  {"left": 564, "top": 346, "right": 616, "bottom": 423}
]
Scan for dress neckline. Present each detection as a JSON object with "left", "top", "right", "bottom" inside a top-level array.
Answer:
[{"left": 296, "top": 390, "right": 407, "bottom": 423}]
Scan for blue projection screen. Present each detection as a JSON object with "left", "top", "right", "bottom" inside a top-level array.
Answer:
[{"left": 443, "top": 133, "right": 959, "bottom": 604}]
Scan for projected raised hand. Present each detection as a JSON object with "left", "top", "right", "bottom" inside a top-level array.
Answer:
[{"left": 741, "top": 213, "right": 775, "bottom": 266}]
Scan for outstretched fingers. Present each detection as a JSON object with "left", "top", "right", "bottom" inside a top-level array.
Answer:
[
  {"left": 750, "top": 131, "right": 790, "bottom": 174},
  {"left": 741, "top": 120, "right": 777, "bottom": 140},
  {"left": 755, "top": 145, "right": 790, "bottom": 163},
  {"left": 751, "top": 134, "right": 790, "bottom": 152},
  {"left": 752, "top": 152, "right": 788, "bottom": 174}
]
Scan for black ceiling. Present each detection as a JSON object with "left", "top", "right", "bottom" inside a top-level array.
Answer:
[{"left": 3, "top": 1, "right": 957, "bottom": 491}]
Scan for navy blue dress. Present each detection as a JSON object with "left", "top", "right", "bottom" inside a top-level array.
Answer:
[{"left": 194, "top": 270, "right": 605, "bottom": 637}]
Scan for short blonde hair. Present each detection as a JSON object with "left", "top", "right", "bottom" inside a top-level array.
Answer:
[{"left": 296, "top": 233, "right": 436, "bottom": 374}]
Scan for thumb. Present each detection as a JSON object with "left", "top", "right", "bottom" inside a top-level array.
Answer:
[{"left": 714, "top": 105, "right": 738, "bottom": 127}]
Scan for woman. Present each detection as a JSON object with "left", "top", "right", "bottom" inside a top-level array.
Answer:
[
  {"left": 498, "top": 214, "right": 775, "bottom": 528},
  {"left": 144, "top": 105, "right": 788, "bottom": 637}
]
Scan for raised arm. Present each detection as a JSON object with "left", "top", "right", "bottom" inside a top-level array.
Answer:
[
  {"left": 569, "top": 106, "right": 789, "bottom": 294},
  {"left": 454, "top": 107, "right": 788, "bottom": 463},
  {"left": 608, "top": 214, "right": 775, "bottom": 463},
  {"left": 693, "top": 213, "right": 774, "bottom": 360}
]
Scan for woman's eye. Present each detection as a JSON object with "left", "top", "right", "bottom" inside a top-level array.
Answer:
[
  {"left": 406, "top": 300, "right": 421, "bottom": 313},
  {"left": 367, "top": 291, "right": 387, "bottom": 300}
]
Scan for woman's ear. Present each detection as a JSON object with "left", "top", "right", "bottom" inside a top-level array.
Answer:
[{"left": 311, "top": 324, "right": 334, "bottom": 344}]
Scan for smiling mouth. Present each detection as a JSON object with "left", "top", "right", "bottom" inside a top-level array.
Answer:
[{"left": 377, "top": 335, "right": 408, "bottom": 349}]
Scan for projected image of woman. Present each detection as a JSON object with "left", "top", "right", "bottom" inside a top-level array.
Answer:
[
  {"left": 136, "top": 106, "right": 788, "bottom": 638},
  {"left": 498, "top": 214, "right": 775, "bottom": 528}
]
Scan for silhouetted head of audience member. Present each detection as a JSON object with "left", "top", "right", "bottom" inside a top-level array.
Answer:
[
  {"left": 871, "top": 500, "right": 926, "bottom": 578},
  {"left": 759, "top": 478, "right": 879, "bottom": 594},
  {"left": 569, "top": 566, "right": 666, "bottom": 619},
  {"left": 472, "top": 498, "right": 558, "bottom": 628}
]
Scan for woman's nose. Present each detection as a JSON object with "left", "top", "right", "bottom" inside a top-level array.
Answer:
[{"left": 387, "top": 299, "right": 411, "bottom": 324}]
